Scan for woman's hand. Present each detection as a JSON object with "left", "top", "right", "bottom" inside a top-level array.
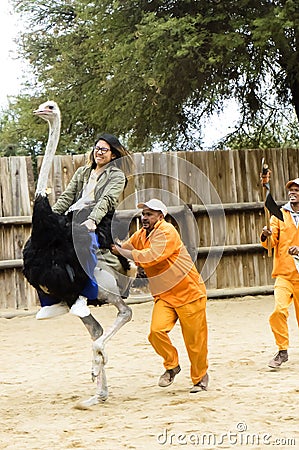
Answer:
[{"left": 82, "top": 218, "right": 97, "bottom": 232}]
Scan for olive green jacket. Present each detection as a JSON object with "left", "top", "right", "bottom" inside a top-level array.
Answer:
[{"left": 52, "top": 164, "right": 126, "bottom": 225}]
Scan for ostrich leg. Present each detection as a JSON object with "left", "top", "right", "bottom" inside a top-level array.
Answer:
[
  {"left": 78, "top": 294, "right": 132, "bottom": 408},
  {"left": 76, "top": 269, "right": 132, "bottom": 408},
  {"left": 80, "top": 315, "right": 103, "bottom": 340},
  {"left": 91, "top": 292, "right": 132, "bottom": 377}
]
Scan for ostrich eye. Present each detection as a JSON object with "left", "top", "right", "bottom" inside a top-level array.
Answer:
[{"left": 48, "top": 105, "right": 54, "bottom": 110}]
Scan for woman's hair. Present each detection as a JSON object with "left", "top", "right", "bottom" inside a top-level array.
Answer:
[{"left": 89, "top": 133, "right": 133, "bottom": 174}]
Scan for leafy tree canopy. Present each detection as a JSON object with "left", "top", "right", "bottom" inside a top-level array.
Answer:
[{"left": 1, "top": 0, "right": 299, "bottom": 154}]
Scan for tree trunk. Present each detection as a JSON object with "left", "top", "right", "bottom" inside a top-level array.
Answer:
[{"left": 289, "top": 75, "right": 299, "bottom": 122}]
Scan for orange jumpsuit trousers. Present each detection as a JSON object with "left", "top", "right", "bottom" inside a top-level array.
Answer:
[
  {"left": 270, "top": 277, "right": 299, "bottom": 350},
  {"left": 148, "top": 297, "right": 208, "bottom": 385}
]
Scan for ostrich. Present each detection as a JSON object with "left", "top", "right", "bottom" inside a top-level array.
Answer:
[{"left": 23, "top": 100, "right": 132, "bottom": 407}]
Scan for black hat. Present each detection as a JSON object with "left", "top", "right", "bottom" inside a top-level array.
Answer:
[{"left": 96, "top": 133, "right": 123, "bottom": 152}]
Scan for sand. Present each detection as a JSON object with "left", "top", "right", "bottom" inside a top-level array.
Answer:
[{"left": 0, "top": 295, "right": 298, "bottom": 450}]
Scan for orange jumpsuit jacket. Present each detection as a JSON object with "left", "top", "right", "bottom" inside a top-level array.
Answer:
[
  {"left": 123, "top": 219, "right": 206, "bottom": 307},
  {"left": 261, "top": 209, "right": 299, "bottom": 282}
]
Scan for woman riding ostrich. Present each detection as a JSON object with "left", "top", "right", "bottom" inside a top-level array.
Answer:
[{"left": 23, "top": 100, "right": 132, "bottom": 407}]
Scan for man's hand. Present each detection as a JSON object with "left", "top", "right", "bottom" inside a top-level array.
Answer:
[
  {"left": 262, "top": 226, "right": 272, "bottom": 237},
  {"left": 288, "top": 246, "right": 299, "bottom": 256},
  {"left": 111, "top": 243, "right": 121, "bottom": 255},
  {"left": 111, "top": 243, "right": 134, "bottom": 261}
]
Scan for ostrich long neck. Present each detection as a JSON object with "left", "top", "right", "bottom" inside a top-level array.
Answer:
[{"left": 35, "top": 118, "right": 61, "bottom": 196}]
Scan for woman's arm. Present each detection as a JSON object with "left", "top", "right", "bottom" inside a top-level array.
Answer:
[
  {"left": 52, "top": 168, "right": 83, "bottom": 214},
  {"left": 88, "top": 169, "right": 126, "bottom": 224}
]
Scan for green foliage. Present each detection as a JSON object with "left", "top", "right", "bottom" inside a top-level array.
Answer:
[
  {"left": 0, "top": 96, "right": 41, "bottom": 157},
  {"left": 1, "top": 0, "right": 299, "bottom": 152},
  {"left": 223, "top": 119, "right": 299, "bottom": 151}
]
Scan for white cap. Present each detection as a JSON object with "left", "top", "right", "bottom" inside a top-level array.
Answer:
[
  {"left": 137, "top": 198, "right": 168, "bottom": 217},
  {"left": 286, "top": 178, "right": 299, "bottom": 189}
]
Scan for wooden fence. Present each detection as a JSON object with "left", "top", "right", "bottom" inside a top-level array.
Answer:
[{"left": 1, "top": 147, "right": 298, "bottom": 309}]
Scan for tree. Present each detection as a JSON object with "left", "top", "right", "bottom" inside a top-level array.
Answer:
[{"left": 5, "top": 0, "right": 299, "bottom": 151}]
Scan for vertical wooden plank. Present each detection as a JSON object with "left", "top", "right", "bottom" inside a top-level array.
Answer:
[
  {"left": 49, "top": 155, "right": 63, "bottom": 204},
  {"left": 142, "top": 152, "right": 158, "bottom": 201},
  {"left": 0, "top": 157, "right": 12, "bottom": 216},
  {"left": 281, "top": 148, "right": 290, "bottom": 201},
  {"left": 199, "top": 254, "right": 218, "bottom": 290},
  {"left": 9, "top": 157, "right": 21, "bottom": 215},
  {"left": 159, "top": 152, "right": 180, "bottom": 206},
  {"left": 186, "top": 151, "right": 212, "bottom": 205},
  {"left": 178, "top": 151, "right": 193, "bottom": 204},
  {"left": 224, "top": 150, "right": 240, "bottom": 245},
  {"left": 287, "top": 147, "right": 299, "bottom": 182},
  {"left": 4, "top": 269, "right": 17, "bottom": 308},
  {"left": 232, "top": 150, "right": 244, "bottom": 203},
  {"left": 214, "top": 149, "right": 231, "bottom": 203},
  {"left": 25, "top": 155, "right": 35, "bottom": 208},
  {"left": 128, "top": 153, "right": 144, "bottom": 208},
  {"left": 207, "top": 150, "right": 221, "bottom": 203},
  {"left": 243, "top": 149, "right": 254, "bottom": 202},
  {"left": 248, "top": 148, "right": 263, "bottom": 202},
  {"left": 227, "top": 150, "right": 238, "bottom": 202},
  {"left": 16, "top": 157, "right": 32, "bottom": 215},
  {"left": 270, "top": 148, "right": 283, "bottom": 201}
]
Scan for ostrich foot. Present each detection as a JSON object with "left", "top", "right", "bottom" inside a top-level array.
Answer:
[
  {"left": 75, "top": 350, "right": 108, "bottom": 409},
  {"left": 74, "top": 393, "right": 107, "bottom": 410}
]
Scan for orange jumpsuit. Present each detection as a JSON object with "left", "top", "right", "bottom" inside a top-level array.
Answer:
[
  {"left": 123, "top": 219, "right": 208, "bottom": 384},
  {"left": 261, "top": 209, "right": 299, "bottom": 350}
]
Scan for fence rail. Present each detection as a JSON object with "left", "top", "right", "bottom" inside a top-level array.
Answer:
[{"left": 1, "top": 147, "right": 296, "bottom": 309}]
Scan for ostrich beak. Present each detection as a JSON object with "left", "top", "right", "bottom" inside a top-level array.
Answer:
[
  {"left": 33, "top": 108, "right": 48, "bottom": 115},
  {"left": 34, "top": 106, "right": 54, "bottom": 116}
]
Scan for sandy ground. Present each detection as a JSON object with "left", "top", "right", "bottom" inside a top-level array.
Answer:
[{"left": 0, "top": 295, "right": 299, "bottom": 450}]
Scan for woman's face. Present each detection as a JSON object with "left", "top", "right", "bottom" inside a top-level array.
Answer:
[{"left": 93, "top": 139, "right": 116, "bottom": 168}]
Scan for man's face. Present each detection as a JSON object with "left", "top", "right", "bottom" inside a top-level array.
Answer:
[
  {"left": 288, "top": 184, "right": 299, "bottom": 204},
  {"left": 141, "top": 208, "right": 164, "bottom": 232}
]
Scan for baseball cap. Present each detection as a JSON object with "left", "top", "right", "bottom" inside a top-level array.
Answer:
[
  {"left": 286, "top": 178, "right": 299, "bottom": 189},
  {"left": 137, "top": 199, "right": 168, "bottom": 217}
]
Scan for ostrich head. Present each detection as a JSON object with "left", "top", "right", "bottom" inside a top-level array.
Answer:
[
  {"left": 34, "top": 100, "right": 61, "bottom": 197},
  {"left": 34, "top": 100, "right": 61, "bottom": 124}
]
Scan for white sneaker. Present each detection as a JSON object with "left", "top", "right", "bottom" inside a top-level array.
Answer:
[
  {"left": 36, "top": 302, "right": 69, "bottom": 320},
  {"left": 70, "top": 296, "right": 90, "bottom": 318}
]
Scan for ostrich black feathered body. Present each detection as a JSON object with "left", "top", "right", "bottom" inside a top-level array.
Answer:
[{"left": 23, "top": 195, "right": 92, "bottom": 307}]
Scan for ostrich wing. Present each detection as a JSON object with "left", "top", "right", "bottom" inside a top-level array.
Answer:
[{"left": 23, "top": 195, "right": 94, "bottom": 305}]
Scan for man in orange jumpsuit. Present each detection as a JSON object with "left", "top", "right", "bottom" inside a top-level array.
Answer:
[
  {"left": 112, "top": 199, "right": 208, "bottom": 393},
  {"left": 261, "top": 178, "right": 299, "bottom": 368}
]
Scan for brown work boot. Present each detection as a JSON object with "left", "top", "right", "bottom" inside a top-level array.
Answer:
[
  {"left": 268, "top": 350, "right": 288, "bottom": 368},
  {"left": 190, "top": 373, "right": 209, "bottom": 393},
  {"left": 158, "top": 365, "right": 181, "bottom": 387}
]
